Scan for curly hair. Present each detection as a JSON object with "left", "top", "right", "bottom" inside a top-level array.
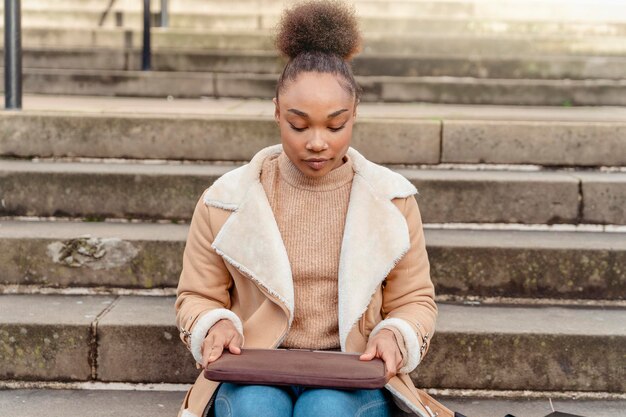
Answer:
[{"left": 274, "top": 0, "right": 363, "bottom": 101}]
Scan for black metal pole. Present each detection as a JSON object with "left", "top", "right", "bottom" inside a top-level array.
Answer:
[
  {"left": 4, "top": 0, "right": 22, "bottom": 110},
  {"left": 160, "top": 0, "right": 168, "bottom": 28},
  {"left": 142, "top": 0, "right": 151, "bottom": 70}
]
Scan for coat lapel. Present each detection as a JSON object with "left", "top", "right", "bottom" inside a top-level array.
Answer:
[
  {"left": 206, "top": 145, "right": 295, "bottom": 323},
  {"left": 337, "top": 148, "right": 417, "bottom": 350},
  {"left": 204, "top": 145, "right": 417, "bottom": 347}
]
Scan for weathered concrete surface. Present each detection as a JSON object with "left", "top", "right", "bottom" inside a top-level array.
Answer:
[
  {"left": 150, "top": 29, "right": 273, "bottom": 51},
  {"left": 0, "top": 48, "right": 128, "bottom": 71},
  {"left": 96, "top": 296, "right": 198, "bottom": 383},
  {"left": 9, "top": 0, "right": 626, "bottom": 22},
  {"left": 5, "top": 27, "right": 626, "bottom": 56},
  {"left": 577, "top": 172, "right": 626, "bottom": 225},
  {"left": 0, "top": 113, "right": 281, "bottom": 161},
  {"left": 417, "top": 304, "right": 626, "bottom": 392},
  {"left": 440, "top": 398, "right": 626, "bottom": 417},
  {"left": 214, "top": 72, "right": 277, "bottom": 99},
  {"left": 403, "top": 169, "right": 580, "bottom": 224},
  {"left": 0, "top": 295, "right": 114, "bottom": 380},
  {"left": 425, "top": 229, "right": 626, "bottom": 300},
  {"left": 2, "top": 221, "right": 625, "bottom": 300},
  {"left": 21, "top": 70, "right": 626, "bottom": 105},
  {"left": 0, "top": 221, "right": 186, "bottom": 289},
  {"left": 16, "top": 69, "right": 215, "bottom": 98},
  {"left": 354, "top": 54, "right": 626, "bottom": 79},
  {"left": 7, "top": 94, "right": 626, "bottom": 123},
  {"left": 0, "top": 389, "right": 184, "bottom": 417},
  {"left": 0, "top": 161, "right": 583, "bottom": 224},
  {"left": 352, "top": 120, "right": 441, "bottom": 164},
  {"left": 379, "top": 76, "right": 626, "bottom": 106},
  {"left": 0, "top": 27, "right": 214, "bottom": 50},
  {"left": 1, "top": 389, "right": 625, "bottom": 417},
  {"left": 0, "top": 113, "right": 441, "bottom": 164},
  {"left": 12, "top": 7, "right": 626, "bottom": 36},
  {"left": 0, "top": 160, "right": 228, "bottom": 220},
  {"left": 3, "top": 47, "right": 626, "bottom": 80},
  {"left": 88, "top": 297, "right": 626, "bottom": 391},
  {"left": 442, "top": 120, "right": 626, "bottom": 166},
  {"left": 365, "top": 33, "right": 626, "bottom": 57},
  {"left": 148, "top": 49, "right": 284, "bottom": 74},
  {"left": 2, "top": 296, "right": 625, "bottom": 391},
  {"left": 3, "top": 69, "right": 626, "bottom": 105}
]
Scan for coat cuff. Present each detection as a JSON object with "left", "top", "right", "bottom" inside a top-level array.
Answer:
[
  {"left": 370, "top": 317, "right": 420, "bottom": 374},
  {"left": 190, "top": 308, "right": 244, "bottom": 364}
]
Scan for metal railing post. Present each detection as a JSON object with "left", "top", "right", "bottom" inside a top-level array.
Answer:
[
  {"left": 160, "top": 0, "right": 168, "bottom": 28},
  {"left": 4, "top": 0, "right": 23, "bottom": 110},
  {"left": 142, "top": 0, "right": 151, "bottom": 70}
]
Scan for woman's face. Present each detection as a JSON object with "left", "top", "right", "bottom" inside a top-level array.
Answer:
[{"left": 274, "top": 72, "right": 357, "bottom": 178}]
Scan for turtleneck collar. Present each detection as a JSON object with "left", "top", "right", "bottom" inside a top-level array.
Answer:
[{"left": 277, "top": 151, "right": 354, "bottom": 192}]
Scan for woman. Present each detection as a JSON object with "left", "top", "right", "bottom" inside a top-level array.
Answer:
[{"left": 175, "top": 2, "right": 452, "bottom": 416}]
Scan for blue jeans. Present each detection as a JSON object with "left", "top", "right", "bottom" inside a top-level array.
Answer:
[{"left": 213, "top": 383, "right": 393, "bottom": 417}]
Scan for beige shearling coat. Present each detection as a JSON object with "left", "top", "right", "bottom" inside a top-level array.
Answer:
[{"left": 175, "top": 145, "right": 452, "bottom": 417}]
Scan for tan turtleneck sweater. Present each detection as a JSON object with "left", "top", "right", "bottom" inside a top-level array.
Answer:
[
  {"left": 259, "top": 152, "right": 407, "bottom": 364},
  {"left": 260, "top": 152, "right": 353, "bottom": 349}
]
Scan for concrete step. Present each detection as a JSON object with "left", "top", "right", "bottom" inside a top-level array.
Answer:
[
  {"left": 3, "top": 68, "right": 626, "bottom": 106},
  {"left": 5, "top": 28, "right": 626, "bottom": 57},
  {"left": 6, "top": 94, "right": 626, "bottom": 122},
  {"left": 2, "top": 220, "right": 624, "bottom": 299},
  {"left": 10, "top": 0, "right": 626, "bottom": 23},
  {"left": 2, "top": 110, "right": 625, "bottom": 167},
  {"left": 7, "top": 8, "right": 626, "bottom": 37},
  {"left": 0, "top": 389, "right": 184, "bottom": 417},
  {"left": 1, "top": 388, "right": 625, "bottom": 417},
  {"left": 1, "top": 294, "right": 624, "bottom": 392},
  {"left": 3, "top": 159, "right": 625, "bottom": 224},
  {"left": 4, "top": 47, "right": 626, "bottom": 80}
]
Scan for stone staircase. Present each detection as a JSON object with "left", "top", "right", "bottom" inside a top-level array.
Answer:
[
  {"left": 2, "top": 0, "right": 626, "bottom": 104},
  {"left": 1, "top": 1, "right": 625, "bottom": 416}
]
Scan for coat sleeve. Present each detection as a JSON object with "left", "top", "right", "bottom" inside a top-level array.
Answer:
[
  {"left": 175, "top": 190, "right": 244, "bottom": 365},
  {"left": 368, "top": 194, "right": 437, "bottom": 374}
]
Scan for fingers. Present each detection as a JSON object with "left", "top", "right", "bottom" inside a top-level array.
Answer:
[
  {"left": 201, "top": 323, "right": 244, "bottom": 368},
  {"left": 202, "top": 335, "right": 224, "bottom": 369},
  {"left": 380, "top": 349, "right": 398, "bottom": 381},
  {"left": 359, "top": 344, "right": 377, "bottom": 361},
  {"left": 361, "top": 330, "right": 403, "bottom": 380},
  {"left": 226, "top": 331, "right": 243, "bottom": 355}
]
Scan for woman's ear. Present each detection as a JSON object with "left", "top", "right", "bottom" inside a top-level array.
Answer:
[
  {"left": 353, "top": 98, "right": 359, "bottom": 118},
  {"left": 273, "top": 97, "right": 280, "bottom": 124}
]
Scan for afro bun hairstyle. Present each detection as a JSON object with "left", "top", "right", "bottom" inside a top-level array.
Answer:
[{"left": 275, "top": 0, "right": 362, "bottom": 61}]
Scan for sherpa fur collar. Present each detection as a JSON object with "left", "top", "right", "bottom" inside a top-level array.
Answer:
[{"left": 204, "top": 144, "right": 417, "bottom": 350}]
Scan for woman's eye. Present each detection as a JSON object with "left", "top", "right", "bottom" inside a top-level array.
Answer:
[
  {"left": 289, "top": 124, "right": 307, "bottom": 132},
  {"left": 329, "top": 125, "right": 346, "bottom": 132}
]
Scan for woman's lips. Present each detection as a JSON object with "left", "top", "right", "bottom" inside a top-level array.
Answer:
[{"left": 304, "top": 159, "right": 329, "bottom": 170}]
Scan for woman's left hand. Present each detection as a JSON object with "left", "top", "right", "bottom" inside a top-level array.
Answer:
[{"left": 359, "top": 328, "right": 403, "bottom": 381}]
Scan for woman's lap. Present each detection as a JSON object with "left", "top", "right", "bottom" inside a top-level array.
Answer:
[{"left": 213, "top": 383, "right": 393, "bottom": 417}]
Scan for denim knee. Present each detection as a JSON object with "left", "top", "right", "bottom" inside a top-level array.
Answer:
[
  {"left": 213, "top": 383, "right": 293, "bottom": 417},
  {"left": 293, "top": 388, "right": 392, "bottom": 417}
]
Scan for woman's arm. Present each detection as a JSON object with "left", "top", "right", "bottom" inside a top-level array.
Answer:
[
  {"left": 175, "top": 191, "right": 244, "bottom": 365},
  {"left": 369, "top": 194, "right": 437, "bottom": 374}
]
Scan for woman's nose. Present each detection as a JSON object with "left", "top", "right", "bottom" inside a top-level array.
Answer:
[{"left": 305, "top": 131, "right": 328, "bottom": 151}]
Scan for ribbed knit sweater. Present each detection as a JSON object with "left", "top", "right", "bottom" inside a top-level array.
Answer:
[
  {"left": 259, "top": 151, "right": 408, "bottom": 364},
  {"left": 260, "top": 151, "right": 354, "bottom": 349}
]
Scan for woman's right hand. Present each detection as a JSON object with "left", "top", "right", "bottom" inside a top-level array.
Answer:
[{"left": 201, "top": 319, "right": 244, "bottom": 368}]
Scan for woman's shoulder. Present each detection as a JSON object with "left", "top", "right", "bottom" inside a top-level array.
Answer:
[{"left": 203, "top": 145, "right": 282, "bottom": 210}]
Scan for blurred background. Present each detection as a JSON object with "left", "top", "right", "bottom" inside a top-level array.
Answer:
[
  {"left": 0, "top": 1, "right": 625, "bottom": 417},
  {"left": 1, "top": 0, "right": 626, "bottom": 103}
]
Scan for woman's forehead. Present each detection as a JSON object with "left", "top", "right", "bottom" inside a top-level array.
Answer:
[{"left": 279, "top": 72, "right": 355, "bottom": 113}]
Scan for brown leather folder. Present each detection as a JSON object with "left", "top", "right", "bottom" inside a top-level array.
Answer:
[{"left": 204, "top": 348, "right": 387, "bottom": 389}]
